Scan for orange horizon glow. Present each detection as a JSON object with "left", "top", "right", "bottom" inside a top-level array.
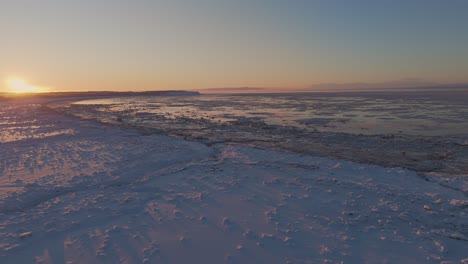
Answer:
[
  {"left": 5, "top": 78, "right": 50, "bottom": 94},
  {"left": 2, "top": 2, "right": 468, "bottom": 93}
]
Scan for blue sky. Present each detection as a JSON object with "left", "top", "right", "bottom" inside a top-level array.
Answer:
[{"left": 1, "top": 0, "right": 467, "bottom": 91}]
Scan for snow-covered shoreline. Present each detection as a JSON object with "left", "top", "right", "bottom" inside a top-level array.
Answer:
[{"left": 1, "top": 99, "right": 467, "bottom": 263}]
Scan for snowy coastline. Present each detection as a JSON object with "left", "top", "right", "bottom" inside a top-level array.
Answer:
[{"left": 1, "top": 98, "right": 467, "bottom": 263}]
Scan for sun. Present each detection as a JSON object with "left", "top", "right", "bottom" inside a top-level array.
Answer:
[{"left": 5, "top": 78, "right": 45, "bottom": 94}]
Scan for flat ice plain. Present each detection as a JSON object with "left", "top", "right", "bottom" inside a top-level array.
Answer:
[{"left": 1, "top": 91, "right": 467, "bottom": 263}]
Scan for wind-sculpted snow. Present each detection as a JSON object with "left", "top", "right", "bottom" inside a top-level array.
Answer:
[{"left": 1, "top": 99, "right": 467, "bottom": 263}]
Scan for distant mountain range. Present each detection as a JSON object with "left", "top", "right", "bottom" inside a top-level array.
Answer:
[{"left": 304, "top": 81, "right": 468, "bottom": 92}]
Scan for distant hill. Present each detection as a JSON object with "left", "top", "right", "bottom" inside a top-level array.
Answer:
[{"left": 0, "top": 90, "right": 200, "bottom": 100}]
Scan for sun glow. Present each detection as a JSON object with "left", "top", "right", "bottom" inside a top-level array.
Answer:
[{"left": 5, "top": 78, "right": 48, "bottom": 94}]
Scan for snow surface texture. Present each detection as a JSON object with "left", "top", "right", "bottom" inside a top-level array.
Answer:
[{"left": 1, "top": 100, "right": 467, "bottom": 263}]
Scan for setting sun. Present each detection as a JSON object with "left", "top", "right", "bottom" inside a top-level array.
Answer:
[{"left": 5, "top": 78, "right": 47, "bottom": 94}]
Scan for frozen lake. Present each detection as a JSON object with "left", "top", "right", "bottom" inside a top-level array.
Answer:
[
  {"left": 62, "top": 91, "right": 468, "bottom": 175},
  {"left": 72, "top": 91, "right": 468, "bottom": 137}
]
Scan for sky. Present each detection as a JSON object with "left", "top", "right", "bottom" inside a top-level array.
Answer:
[{"left": 1, "top": 0, "right": 467, "bottom": 92}]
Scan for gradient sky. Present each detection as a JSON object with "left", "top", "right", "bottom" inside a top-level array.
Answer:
[{"left": 1, "top": 0, "right": 468, "bottom": 92}]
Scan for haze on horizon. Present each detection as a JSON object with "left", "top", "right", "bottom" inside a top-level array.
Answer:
[{"left": 1, "top": 0, "right": 467, "bottom": 93}]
